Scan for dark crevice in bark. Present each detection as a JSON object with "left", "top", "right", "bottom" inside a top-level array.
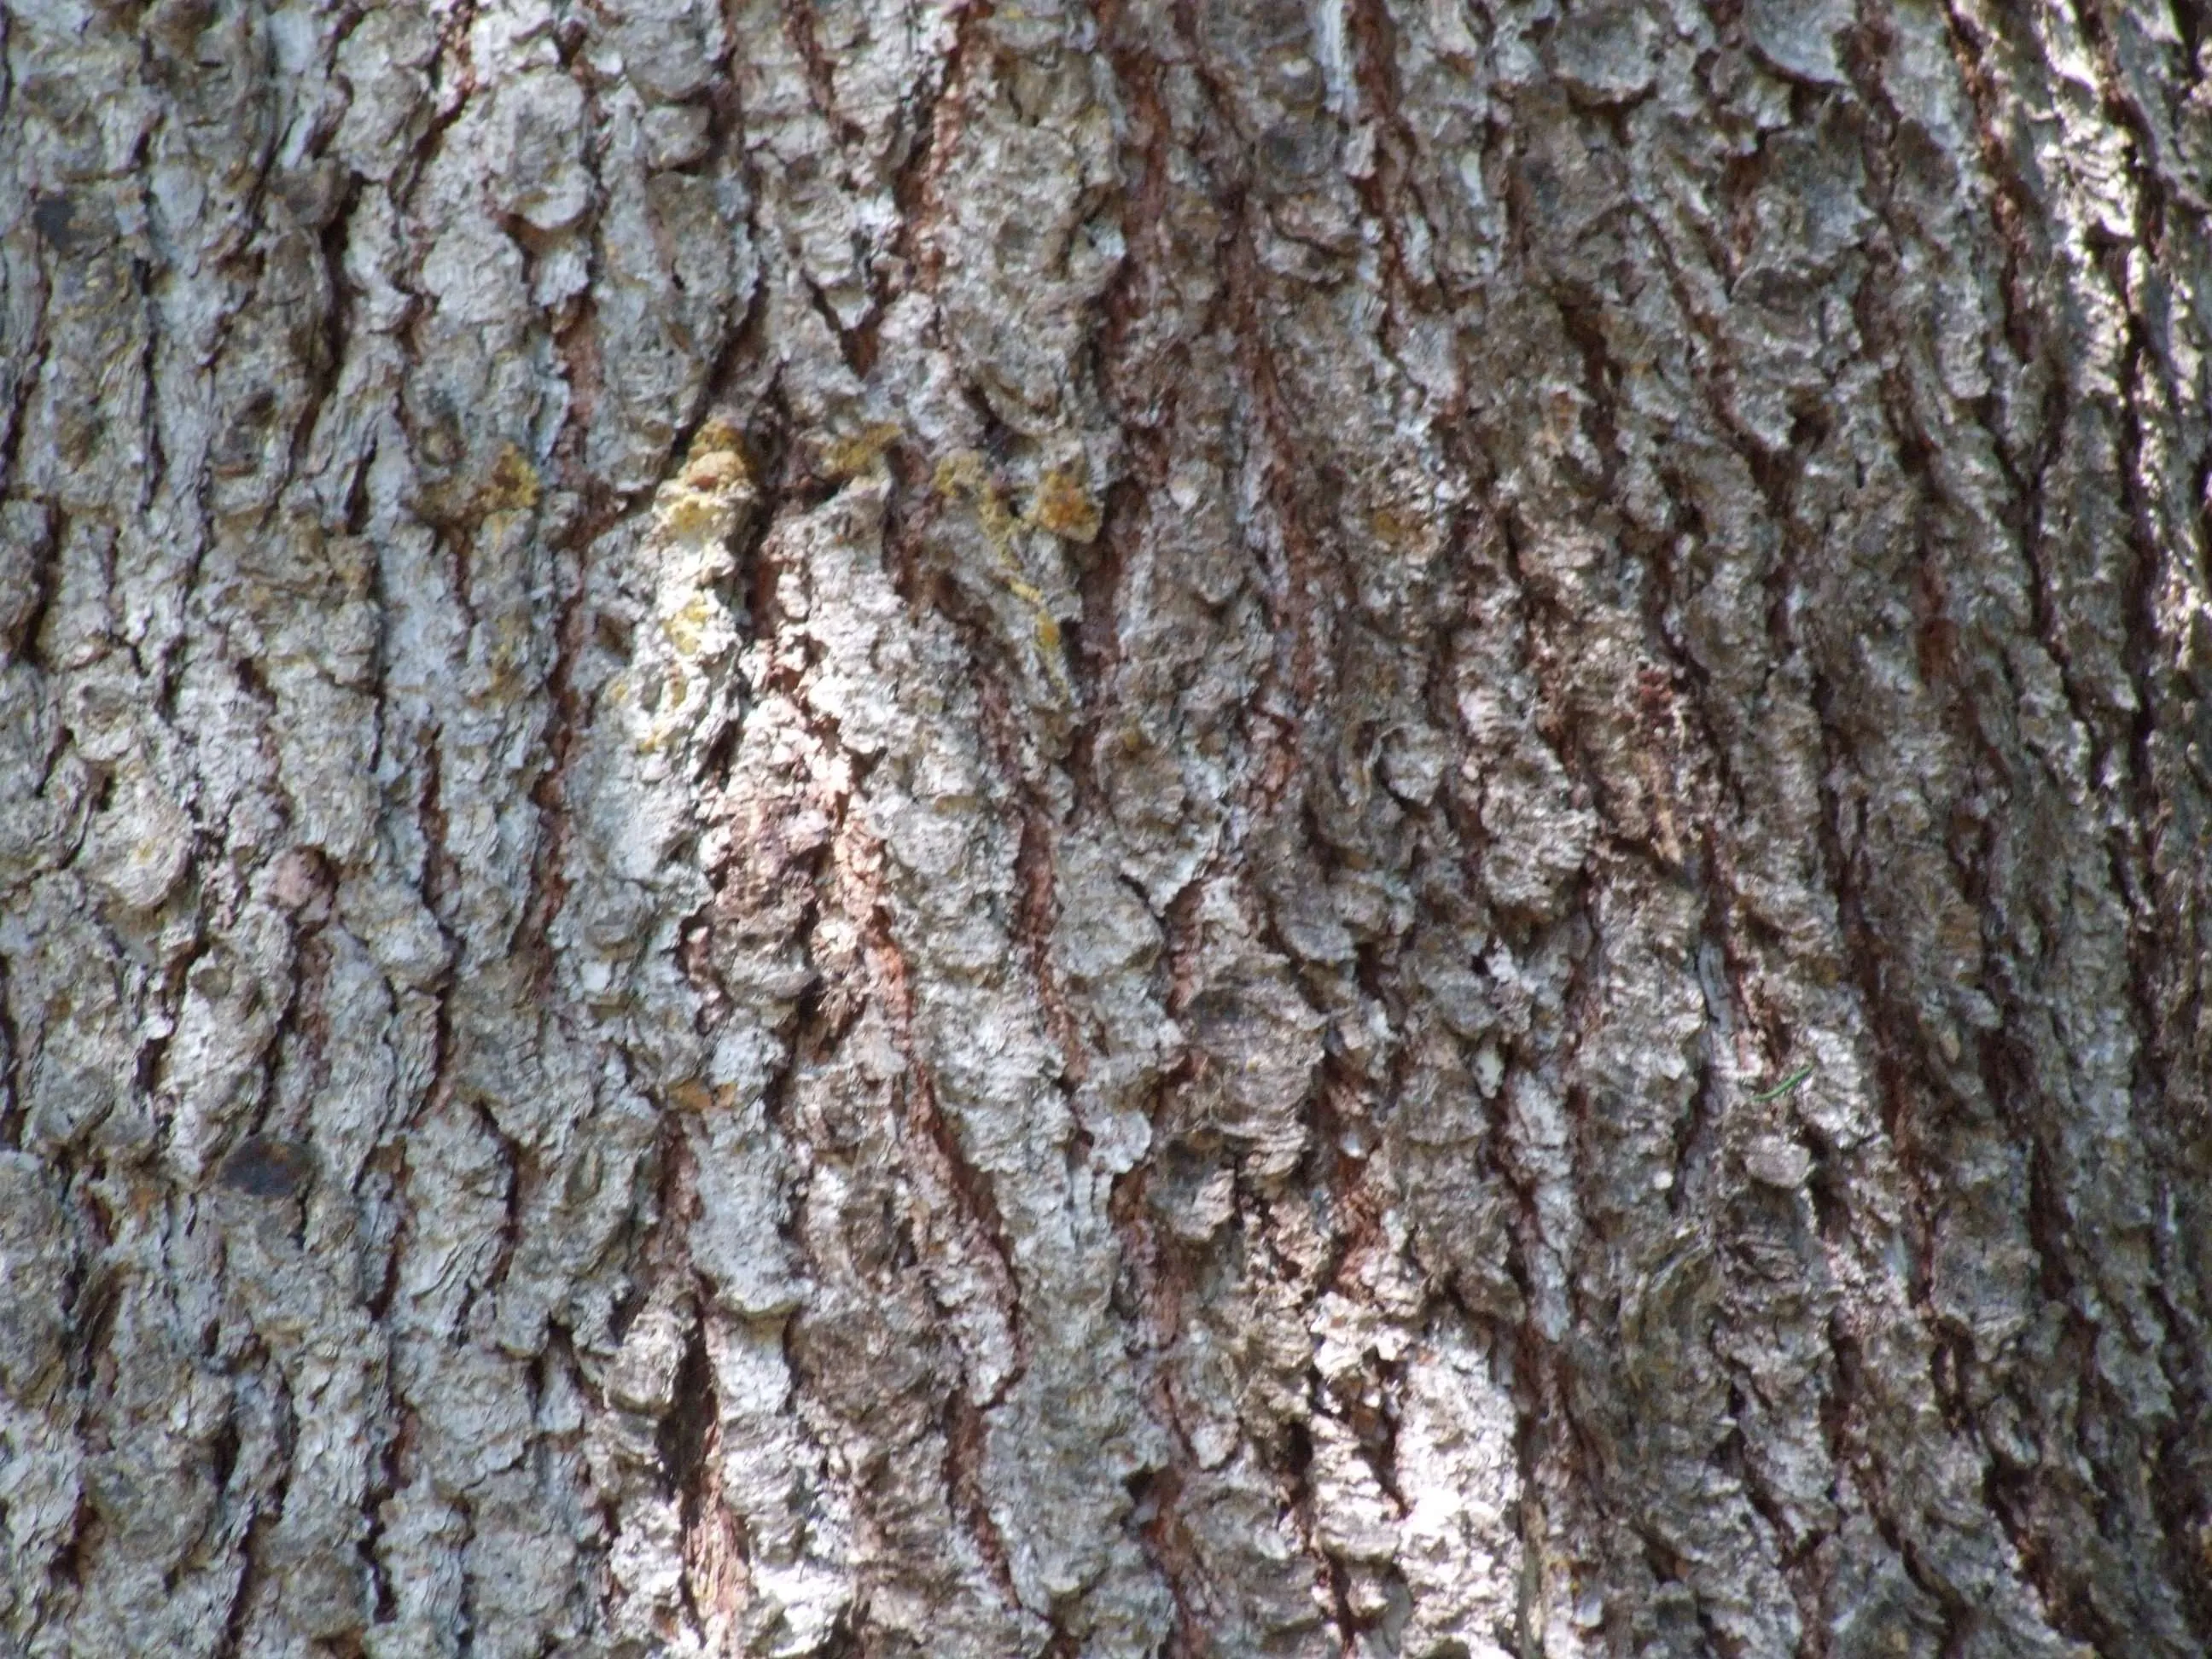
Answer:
[
  {"left": 259, "top": 187, "right": 360, "bottom": 599},
  {"left": 405, "top": 3, "right": 481, "bottom": 207},
  {"left": 941, "top": 1386, "right": 1021, "bottom": 1610},
  {"left": 358, "top": 1396, "right": 407, "bottom": 1627},
  {"left": 514, "top": 521, "right": 597, "bottom": 997},
  {"left": 0, "top": 285, "right": 52, "bottom": 506},
  {"left": 2107, "top": 285, "right": 2212, "bottom": 1659},
  {"left": 658, "top": 1304, "right": 716, "bottom": 1508},
  {"left": 471, "top": 1099, "right": 527, "bottom": 1301},
  {"left": 771, "top": 0, "right": 855, "bottom": 149},
  {"left": 47, "top": 1489, "right": 98, "bottom": 1601},
  {"left": 1103, "top": 1145, "right": 1202, "bottom": 1648},
  {"left": 1800, "top": 538, "right": 1950, "bottom": 1631},
  {"left": 452, "top": 1492, "right": 482, "bottom": 1656},
  {"left": 0, "top": 498, "right": 61, "bottom": 682},
  {"left": 800, "top": 276, "right": 870, "bottom": 382},
  {"left": 1121, "top": 1459, "right": 1206, "bottom": 1658},
  {"left": 1827, "top": 27, "right": 2050, "bottom": 1650},
  {"left": 0, "top": 952, "right": 26, "bottom": 1150},
  {"left": 2068, "top": 0, "right": 2174, "bottom": 249},
  {"left": 1062, "top": 479, "right": 1133, "bottom": 817},
  {"left": 859, "top": 0, "right": 973, "bottom": 374},
  {"left": 63, "top": 1233, "right": 119, "bottom": 1400},
  {"left": 1011, "top": 798, "right": 1091, "bottom": 1156},
  {"left": 1670, "top": 928, "right": 1730, "bottom": 1220},
  {"left": 125, "top": 236, "right": 168, "bottom": 543},
  {"left": 215, "top": 1370, "right": 296, "bottom": 1659},
  {"left": 890, "top": 1033, "right": 1027, "bottom": 1399},
  {"left": 1210, "top": 213, "right": 1326, "bottom": 756},
  {"left": 509, "top": 49, "right": 665, "bottom": 992}
]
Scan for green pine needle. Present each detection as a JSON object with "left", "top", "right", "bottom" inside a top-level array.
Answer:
[{"left": 1747, "top": 1063, "right": 1815, "bottom": 1103}]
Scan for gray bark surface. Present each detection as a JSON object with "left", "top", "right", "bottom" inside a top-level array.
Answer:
[{"left": 3, "top": 0, "right": 2210, "bottom": 1654}]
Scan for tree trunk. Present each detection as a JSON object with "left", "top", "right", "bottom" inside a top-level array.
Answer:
[{"left": 3, "top": 0, "right": 2210, "bottom": 1653}]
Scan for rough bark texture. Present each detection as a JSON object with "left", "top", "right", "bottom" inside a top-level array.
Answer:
[{"left": 3, "top": 0, "right": 2211, "bottom": 1654}]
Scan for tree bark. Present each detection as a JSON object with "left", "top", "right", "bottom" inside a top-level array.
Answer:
[{"left": 3, "top": 0, "right": 2210, "bottom": 1654}]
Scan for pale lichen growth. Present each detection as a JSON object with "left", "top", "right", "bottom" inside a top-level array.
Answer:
[
  {"left": 628, "top": 422, "right": 755, "bottom": 756},
  {"left": 479, "top": 443, "right": 542, "bottom": 515},
  {"left": 1029, "top": 460, "right": 1102, "bottom": 544},
  {"left": 820, "top": 420, "right": 905, "bottom": 480},
  {"left": 654, "top": 420, "right": 754, "bottom": 544},
  {"left": 933, "top": 449, "right": 1075, "bottom": 699}
]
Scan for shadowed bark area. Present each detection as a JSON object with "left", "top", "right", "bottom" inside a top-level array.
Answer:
[{"left": 2, "top": 0, "right": 2209, "bottom": 1655}]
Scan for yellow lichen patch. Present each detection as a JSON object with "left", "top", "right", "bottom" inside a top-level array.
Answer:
[
  {"left": 822, "top": 421, "right": 904, "bottom": 480},
  {"left": 1369, "top": 505, "right": 1422, "bottom": 547},
  {"left": 675, "top": 417, "right": 752, "bottom": 492},
  {"left": 935, "top": 450, "right": 1074, "bottom": 701},
  {"left": 1029, "top": 463, "right": 1102, "bottom": 543},
  {"left": 481, "top": 444, "right": 541, "bottom": 514},
  {"left": 667, "top": 1080, "right": 714, "bottom": 1115},
  {"left": 681, "top": 447, "right": 748, "bottom": 493},
  {"left": 934, "top": 451, "right": 1022, "bottom": 548},
  {"left": 688, "top": 416, "right": 746, "bottom": 464},
  {"left": 656, "top": 421, "right": 754, "bottom": 538},
  {"left": 932, "top": 451, "right": 986, "bottom": 497},
  {"left": 663, "top": 592, "right": 718, "bottom": 658},
  {"left": 659, "top": 490, "right": 736, "bottom": 538}
]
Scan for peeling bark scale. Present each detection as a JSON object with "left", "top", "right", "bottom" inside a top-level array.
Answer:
[{"left": 3, "top": 0, "right": 2210, "bottom": 1654}]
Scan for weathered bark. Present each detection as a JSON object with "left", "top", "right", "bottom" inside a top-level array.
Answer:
[{"left": 3, "top": 0, "right": 2210, "bottom": 1653}]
